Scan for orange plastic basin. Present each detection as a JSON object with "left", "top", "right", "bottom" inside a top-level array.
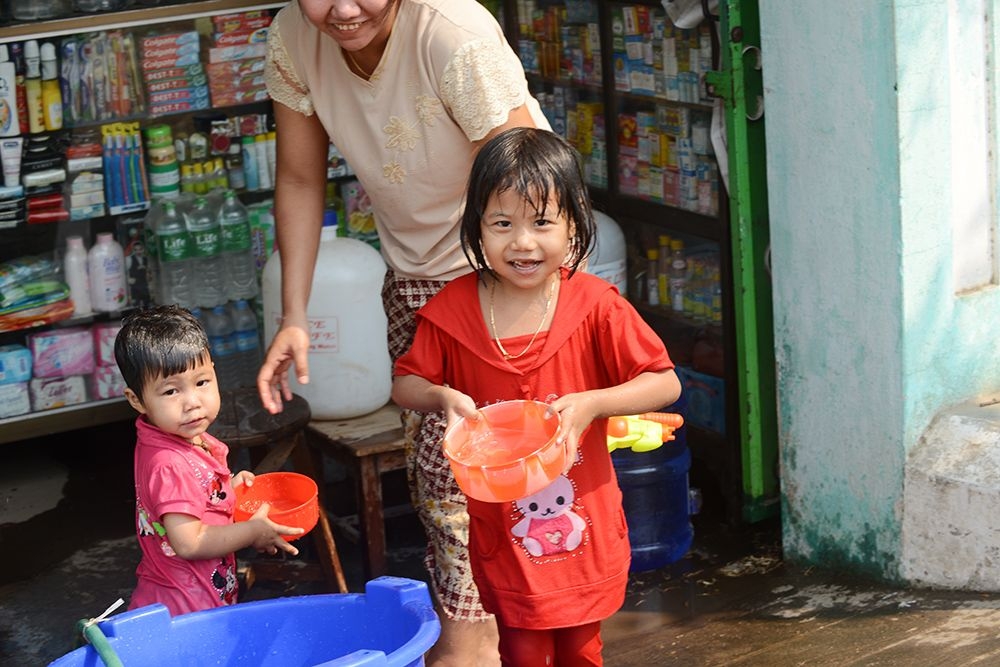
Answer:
[
  {"left": 443, "top": 400, "right": 563, "bottom": 503},
  {"left": 233, "top": 472, "right": 319, "bottom": 541}
]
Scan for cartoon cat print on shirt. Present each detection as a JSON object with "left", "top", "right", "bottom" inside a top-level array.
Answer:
[{"left": 511, "top": 475, "right": 586, "bottom": 558}]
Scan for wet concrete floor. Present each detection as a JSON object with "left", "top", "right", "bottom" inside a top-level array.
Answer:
[{"left": 3, "top": 421, "right": 1000, "bottom": 665}]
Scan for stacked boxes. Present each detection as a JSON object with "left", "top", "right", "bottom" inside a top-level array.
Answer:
[
  {"left": 206, "top": 11, "right": 272, "bottom": 108},
  {"left": 89, "top": 321, "right": 126, "bottom": 400},
  {"left": 0, "top": 343, "right": 32, "bottom": 418},
  {"left": 609, "top": 4, "right": 713, "bottom": 104},
  {"left": 140, "top": 30, "right": 210, "bottom": 117}
]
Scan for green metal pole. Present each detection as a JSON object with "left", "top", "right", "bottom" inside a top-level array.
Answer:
[{"left": 707, "top": 0, "right": 779, "bottom": 522}]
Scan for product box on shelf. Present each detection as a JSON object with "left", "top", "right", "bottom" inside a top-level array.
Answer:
[
  {"left": 0, "top": 343, "right": 32, "bottom": 384},
  {"left": 90, "top": 364, "right": 126, "bottom": 400},
  {"left": 0, "top": 382, "right": 30, "bottom": 418},
  {"left": 207, "top": 11, "right": 273, "bottom": 109},
  {"left": 92, "top": 321, "right": 123, "bottom": 367},
  {"left": 29, "top": 375, "right": 88, "bottom": 411},
  {"left": 27, "top": 326, "right": 96, "bottom": 378},
  {"left": 675, "top": 365, "right": 725, "bottom": 435}
]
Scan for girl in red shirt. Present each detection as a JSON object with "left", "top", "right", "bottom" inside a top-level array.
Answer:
[{"left": 393, "top": 127, "right": 682, "bottom": 665}]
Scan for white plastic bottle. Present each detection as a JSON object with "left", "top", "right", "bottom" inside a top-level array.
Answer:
[
  {"left": 261, "top": 214, "right": 391, "bottom": 419},
  {"left": 219, "top": 189, "right": 259, "bottom": 301},
  {"left": 185, "top": 194, "right": 226, "bottom": 307},
  {"left": 230, "top": 299, "right": 262, "bottom": 387},
  {"left": 64, "top": 235, "right": 92, "bottom": 316},
  {"left": 586, "top": 210, "right": 628, "bottom": 296},
  {"left": 87, "top": 232, "right": 127, "bottom": 312},
  {"left": 156, "top": 199, "right": 195, "bottom": 308},
  {"left": 204, "top": 304, "right": 238, "bottom": 391},
  {"left": 669, "top": 239, "right": 687, "bottom": 313}
]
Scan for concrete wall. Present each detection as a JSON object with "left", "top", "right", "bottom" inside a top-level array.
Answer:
[{"left": 759, "top": 0, "right": 1000, "bottom": 581}]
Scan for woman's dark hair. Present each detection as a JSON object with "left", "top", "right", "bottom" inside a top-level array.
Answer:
[
  {"left": 114, "top": 305, "right": 211, "bottom": 401},
  {"left": 460, "top": 127, "right": 595, "bottom": 278}
]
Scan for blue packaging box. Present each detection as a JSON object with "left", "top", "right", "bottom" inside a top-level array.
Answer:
[
  {"left": 0, "top": 344, "right": 32, "bottom": 385},
  {"left": 676, "top": 365, "right": 725, "bottom": 435}
]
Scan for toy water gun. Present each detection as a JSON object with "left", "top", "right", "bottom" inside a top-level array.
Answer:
[{"left": 607, "top": 413, "right": 685, "bottom": 453}]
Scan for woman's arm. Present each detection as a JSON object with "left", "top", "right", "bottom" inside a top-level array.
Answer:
[{"left": 257, "top": 102, "right": 329, "bottom": 412}]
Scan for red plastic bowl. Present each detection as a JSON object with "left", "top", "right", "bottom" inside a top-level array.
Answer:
[
  {"left": 443, "top": 400, "right": 563, "bottom": 503},
  {"left": 233, "top": 472, "right": 319, "bottom": 541}
]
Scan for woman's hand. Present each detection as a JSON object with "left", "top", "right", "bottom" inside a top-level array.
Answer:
[{"left": 257, "top": 318, "right": 310, "bottom": 414}]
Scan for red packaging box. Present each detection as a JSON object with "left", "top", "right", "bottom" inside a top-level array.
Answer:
[{"left": 212, "top": 27, "right": 269, "bottom": 47}]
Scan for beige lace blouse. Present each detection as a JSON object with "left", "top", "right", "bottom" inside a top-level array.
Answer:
[{"left": 265, "top": 0, "right": 550, "bottom": 281}]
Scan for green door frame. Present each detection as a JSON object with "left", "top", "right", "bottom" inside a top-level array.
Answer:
[{"left": 705, "top": 0, "right": 779, "bottom": 522}]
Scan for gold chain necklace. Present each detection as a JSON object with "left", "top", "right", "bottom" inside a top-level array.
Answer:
[
  {"left": 344, "top": 48, "right": 374, "bottom": 79},
  {"left": 488, "top": 276, "right": 557, "bottom": 360}
]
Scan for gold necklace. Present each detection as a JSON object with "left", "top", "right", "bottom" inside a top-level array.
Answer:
[
  {"left": 488, "top": 276, "right": 557, "bottom": 360},
  {"left": 344, "top": 48, "right": 374, "bottom": 78}
]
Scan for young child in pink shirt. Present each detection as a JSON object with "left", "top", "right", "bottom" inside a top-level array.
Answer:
[{"left": 114, "top": 305, "right": 303, "bottom": 616}]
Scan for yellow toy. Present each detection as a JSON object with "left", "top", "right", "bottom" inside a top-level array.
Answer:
[{"left": 607, "top": 413, "right": 685, "bottom": 453}]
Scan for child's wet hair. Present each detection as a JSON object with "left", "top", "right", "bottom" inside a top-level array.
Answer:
[
  {"left": 460, "top": 127, "right": 595, "bottom": 277},
  {"left": 114, "top": 305, "right": 211, "bottom": 402}
]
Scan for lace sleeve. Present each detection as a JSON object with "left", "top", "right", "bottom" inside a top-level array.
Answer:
[
  {"left": 440, "top": 40, "right": 530, "bottom": 141},
  {"left": 265, "top": 26, "right": 315, "bottom": 115}
]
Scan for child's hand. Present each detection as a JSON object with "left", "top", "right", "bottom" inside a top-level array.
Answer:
[
  {"left": 548, "top": 393, "right": 599, "bottom": 472},
  {"left": 249, "top": 502, "right": 305, "bottom": 555},
  {"left": 232, "top": 470, "right": 254, "bottom": 488},
  {"left": 440, "top": 388, "right": 479, "bottom": 432}
]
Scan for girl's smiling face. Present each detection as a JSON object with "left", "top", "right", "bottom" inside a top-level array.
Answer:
[
  {"left": 480, "top": 187, "right": 572, "bottom": 292},
  {"left": 298, "top": 0, "right": 398, "bottom": 50},
  {"left": 125, "top": 356, "right": 220, "bottom": 444}
]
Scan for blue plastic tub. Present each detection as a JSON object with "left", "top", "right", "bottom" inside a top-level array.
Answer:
[{"left": 50, "top": 577, "right": 440, "bottom": 667}]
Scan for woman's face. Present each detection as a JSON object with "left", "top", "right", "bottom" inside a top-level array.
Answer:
[{"left": 298, "top": 0, "right": 397, "bottom": 50}]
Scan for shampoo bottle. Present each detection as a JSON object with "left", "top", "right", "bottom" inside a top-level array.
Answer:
[
  {"left": 22, "top": 40, "right": 43, "bottom": 135},
  {"left": 39, "top": 42, "right": 62, "bottom": 132},
  {"left": 64, "top": 235, "right": 92, "bottom": 316},
  {"left": 0, "top": 45, "right": 21, "bottom": 138},
  {"left": 88, "top": 232, "right": 127, "bottom": 312}
]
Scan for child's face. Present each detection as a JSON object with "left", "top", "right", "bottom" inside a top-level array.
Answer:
[
  {"left": 481, "top": 187, "right": 572, "bottom": 290},
  {"left": 124, "top": 357, "right": 221, "bottom": 444}
]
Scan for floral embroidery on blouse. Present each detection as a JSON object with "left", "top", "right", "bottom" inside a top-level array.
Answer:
[
  {"left": 264, "top": 28, "right": 314, "bottom": 116},
  {"left": 383, "top": 162, "right": 406, "bottom": 184},
  {"left": 415, "top": 95, "right": 443, "bottom": 127},
  {"left": 384, "top": 116, "right": 420, "bottom": 152}
]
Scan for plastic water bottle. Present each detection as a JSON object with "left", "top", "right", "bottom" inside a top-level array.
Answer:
[
  {"left": 204, "top": 304, "right": 238, "bottom": 391},
  {"left": 185, "top": 194, "right": 226, "bottom": 308},
  {"left": 219, "top": 189, "right": 258, "bottom": 301},
  {"left": 88, "top": 232, "right": 127, "bottom": 312},
  {"left": 261, "top": 213, "right": 392, "bottom": 419},
  {"left": 64, "top": 235, "right": 92, "bottom": 316},
  {"left": 230, "top": 299, "right": 262, "bottom": 387},
  {"left": 156, "top": 199, "right": 195, "bottom": 308}
]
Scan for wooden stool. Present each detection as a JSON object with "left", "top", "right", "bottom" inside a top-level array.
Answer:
[
  {"left": 305, "top": 403, "right": 409, "bottom": 581},
  {"left": 209, "top": 387, "right": 348, "bottom": 594}
]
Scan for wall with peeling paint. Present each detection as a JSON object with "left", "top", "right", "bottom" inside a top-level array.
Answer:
[{"left": 759, "top": 0, "right": 1000, "bottom": 580}]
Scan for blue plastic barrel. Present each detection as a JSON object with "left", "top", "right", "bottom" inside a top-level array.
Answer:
[
  {"left": 50, "top": 577, "right": 440, "bottom": 667},
  {"left": 612, "top": 397, "right": 693, "bottom": 572}
]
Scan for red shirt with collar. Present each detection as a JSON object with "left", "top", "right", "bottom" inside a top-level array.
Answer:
[{"left": 396, "top": 269, "right": 674, "bottom": 629}]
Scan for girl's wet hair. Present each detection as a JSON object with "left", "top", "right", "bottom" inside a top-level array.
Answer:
[
  {"left": 114, "top": 305, "right": 211, "bottom": 402},
  {"left": 460, "top": 127, "right": 595, "bottom": 278}
]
